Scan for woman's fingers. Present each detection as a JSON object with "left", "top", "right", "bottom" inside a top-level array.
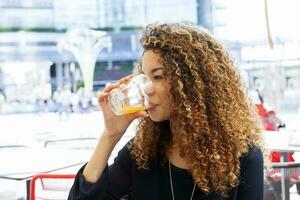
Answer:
[
  {"left": 118, "top": 75, "right": 133, "bottom": 83},
  {"left": 102, "top": 75, "right": 133, "bottom": 93},
  {"left": 102, "top": 82, "right": 118, "bottom": 93},
  {"left": 97, "top": 92, "right": 108, "bottom": 105},
  {"left": 98, "top": 75, "right": 133, "bottom": 107}
]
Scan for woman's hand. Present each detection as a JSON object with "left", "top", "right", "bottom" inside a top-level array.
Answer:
[{"left": 98, "top": 75, "right": 148, "bottom": 140}]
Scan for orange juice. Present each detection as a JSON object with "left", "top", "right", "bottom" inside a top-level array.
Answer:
[
  {"left": 122, "top": 105, "right": 148, "bottom": 114},
  {"left": 108, "top": 74, "right": 152, "bottom": 116}
]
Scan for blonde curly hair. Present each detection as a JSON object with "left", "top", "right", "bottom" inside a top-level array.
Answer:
[{"left": 131, "top": 23, "right": 263, "bottom": 197}]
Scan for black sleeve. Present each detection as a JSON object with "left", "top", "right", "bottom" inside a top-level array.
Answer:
[
  {"left": 236, "top": 147, "right": 264, "bottom": 200},
  {"left": 68, "top": 142, "right": 133, "bottom": 200}
]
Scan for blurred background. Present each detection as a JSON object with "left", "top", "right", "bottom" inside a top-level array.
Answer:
[
  {"left": 0, "top": 0, "right": 300, "bottom": 199},
  {"left": 0, "top": 0, "right": 299, "bottom": 117}
]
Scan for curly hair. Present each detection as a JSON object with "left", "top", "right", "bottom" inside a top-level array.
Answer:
[{"left": 131, "top": 23, "right": 263, "bottom": 197}]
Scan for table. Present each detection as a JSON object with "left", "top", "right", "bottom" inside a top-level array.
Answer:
[
  {"left": 263, "top": 130, "right": 300, "bottom": 200},
  {"left": 0, "top": 147, "right": 92, "bottom": 199}
]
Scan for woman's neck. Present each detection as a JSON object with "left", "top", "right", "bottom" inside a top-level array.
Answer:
[
  {"left": 167, "top": 145, "right": 190, "bottom": 170},
  {"left": 166, "top": 121, "right": 191, "bottom": 169}
]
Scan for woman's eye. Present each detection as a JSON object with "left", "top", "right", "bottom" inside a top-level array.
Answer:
[{"left": 153, "top": 75, "right": 163, "bottom": 80}]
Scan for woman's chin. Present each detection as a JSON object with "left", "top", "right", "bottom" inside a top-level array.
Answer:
[
  {"left": 148, "top": 113, "right": 169, "bottom": 122},
  {"left": 148, "top": 112, "right": 159, "bottom": 122},
  {"left": 148, "top": 115, "right": 159, "bottom": 122}
]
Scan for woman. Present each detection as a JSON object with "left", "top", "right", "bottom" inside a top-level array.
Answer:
[{"left": 68, "top": 23, "right": 264, "bottom": 200}]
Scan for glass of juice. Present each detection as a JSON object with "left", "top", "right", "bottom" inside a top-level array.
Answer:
[{"left": 108, "top": 74, "right": 152, "bottom": 115}]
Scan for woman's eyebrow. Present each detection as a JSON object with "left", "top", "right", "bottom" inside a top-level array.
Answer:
[
  {"left": 151, "top": 67, "right": 164, "bottom": 73},
  {"left": 141, "top": 67, "right": 164, "bottom": 74}
]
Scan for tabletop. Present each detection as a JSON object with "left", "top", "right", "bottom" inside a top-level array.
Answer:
[{"left": 0, "top": 147, "right": 92, "bottom": 180}]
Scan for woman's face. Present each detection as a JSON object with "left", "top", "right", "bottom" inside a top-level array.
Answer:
[{"left": 141, "top": 50, "right": 172, "bottom": 122}]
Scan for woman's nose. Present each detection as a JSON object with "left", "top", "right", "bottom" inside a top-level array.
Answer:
[{"left": 143, "top": 83, "right": 155, "bottom": 96}]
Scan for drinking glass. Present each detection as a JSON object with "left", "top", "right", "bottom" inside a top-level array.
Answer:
[{"left": 108, "top": 74, "right": 152, "bottom": 115}]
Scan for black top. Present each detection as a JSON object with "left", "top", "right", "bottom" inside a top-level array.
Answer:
[{"left": 68, "top": 141, "right": 264, "bottom": 200}]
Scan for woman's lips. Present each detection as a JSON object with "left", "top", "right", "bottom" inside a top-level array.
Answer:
[{"left": 147, "top": 104, "right": 157, "bottom": 112}]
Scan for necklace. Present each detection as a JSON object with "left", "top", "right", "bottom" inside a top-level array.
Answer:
[{"left": 168, "top": 161, "right": 196, "bottom": 200}]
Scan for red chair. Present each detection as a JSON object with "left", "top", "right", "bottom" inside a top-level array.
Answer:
[{"left": 30, "top": 173, "right": 76, "bottom": 200}]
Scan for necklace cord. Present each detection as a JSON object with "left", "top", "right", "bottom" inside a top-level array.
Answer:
[{"left": 168, "top": 161, "right": 196, "bottom": 200}]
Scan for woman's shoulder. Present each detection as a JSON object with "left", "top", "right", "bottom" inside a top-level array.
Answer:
[
  {"left": 115, "top": 139, "right": 133, "bottom": 162},
  {"left": 242, "top": 146, "right": 263, "bottom": 159},
  {"left": 240, "top": 146, "right": 264, "bottom": 170},
  {"left": 235, "top": 146, "right": 264, "bottom": 198}
]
